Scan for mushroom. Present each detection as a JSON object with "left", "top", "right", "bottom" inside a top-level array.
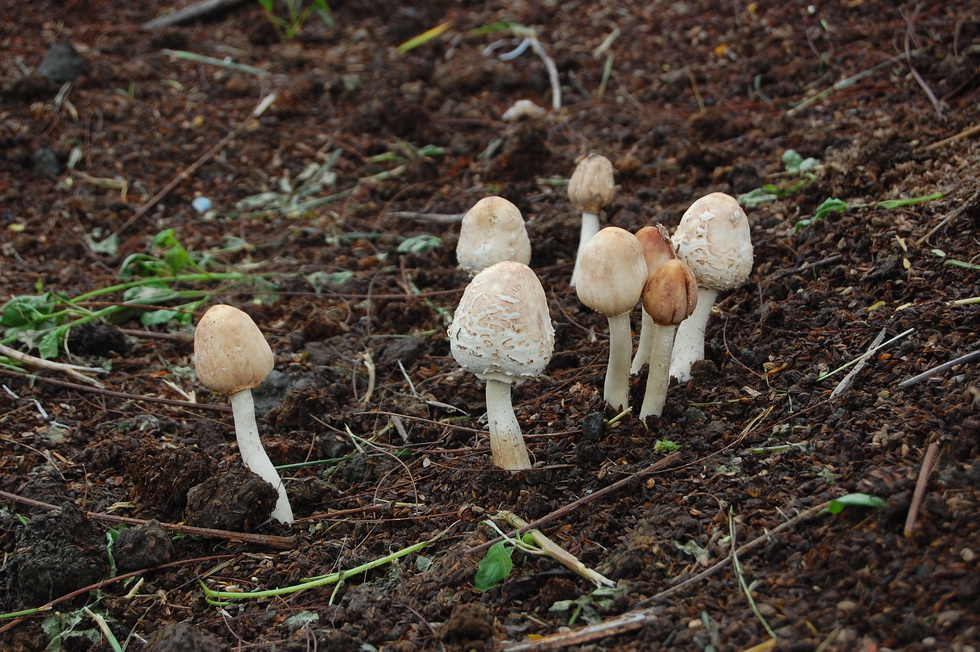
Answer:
[
  {"left": 193, "top": 304, "right": 294, "bottom": 524},
  {"left": 448, "top": 261, "right": 554, "bottom": 471},
  {"left": 568, "top": 153, "right": 616, "bottom": 287},
  {"left": 456, "top": 196, "right": 532, "bottom": 276},
  {"left": 669, "top": 192, "right": 754, "bottom": 383},
  {"left": 630, "top": 224, "right": 677, "bottom": 374},
  {"left": 638, "top": 259, "right": 698, "bottom": 419},
  {"left": 575, "top": 226, "right": 647, "bottom": 412}
]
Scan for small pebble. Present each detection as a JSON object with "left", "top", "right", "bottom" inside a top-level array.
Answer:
[{"left": 192, "top": 196, "right": 212, "bottom": 213}]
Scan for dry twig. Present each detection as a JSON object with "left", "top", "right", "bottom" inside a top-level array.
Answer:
[
  {"left": 904, "top": 441, "right": 939, "bottom": 537},
  {"left": 0, "top": 343, "right": 107, "bottom": 388}
]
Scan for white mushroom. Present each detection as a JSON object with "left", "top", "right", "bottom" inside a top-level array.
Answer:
[
  {"left": 630, "top": 224, "right": 677, "bottom": 375},
  {"left": 448, "top": 261, "right": 554, "bottom": 471},
  {"left": 194, "top": 304, "right": 293, "bottom": 524},
  {"left": 568, "top": 153, "right": 616, "bottom": 287},
  {"left": 669, "top": 192, "right": 754, "bottom": 382},
  {"left": 638, "top": 259, "right": 698, "bottom": 419},
  {"left": 456, "top": 196, "right": 531, "bottom": 276},
  {"left": 575, "top": 226, "right": 647, "bottom": 412}
]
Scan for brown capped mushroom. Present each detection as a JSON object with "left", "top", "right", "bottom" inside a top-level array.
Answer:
[{"left": 630, "top": 224, "right": 677, "bottom": 374}]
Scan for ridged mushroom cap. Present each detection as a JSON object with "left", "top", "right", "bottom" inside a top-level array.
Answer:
[
  {"left": 575, "top": 226, "right": 647, "bottom": 317},
  {"left": 456, "top": 196, "right": 531, "bottom": 276},
  {"left": 568, "top": 153, "right": 616, "bottom": 212},
  {"left": 194, "top": 304, "right": 274, "bottom": 395},
  {"left": 671, "top": 192, "right": 754, "bottom": 290},
  {"left": 642, "top": 259, "right": 699, "bottom": 326},
  {"left": 448, "top": 261, "right": 554, "bottom": 384}
]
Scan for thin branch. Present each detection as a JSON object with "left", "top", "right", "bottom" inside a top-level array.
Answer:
[
  {"left": 904, "top": 441, "right": 939, "bottom": 537},
  {"left": 831, "top": 327, "right": 886, "bottom": 398},
  {"left": 0, "top": 343, "right": 107, "bottom": 388},
  {"left": 142, "top": 0, "right": 248, "bottom": 30},
  {"left": 897, "top": 348, "right": 980, "bottom": 389},
  {"left": 0, "top": 489, "right": 297, "bottom": 550}
]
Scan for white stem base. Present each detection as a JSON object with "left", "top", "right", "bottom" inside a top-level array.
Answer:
[
  {"left": 604, "top": 313, "right": 633, "bottom": 412},
  {"left": 639, "top": 324, "right": 677, "bottom": 419},
  {"left": 230, "top": 390, "right": 294, "bottom": 524},
  {"left": 669, "top": 288, "right": 718, "bottom": 383},
  {"left": 631, "top": 310, "right": 655, "bottom": 375},
  {"left": 570, "top": 211, "right": 600, "bottom": 288},
  {"left": 485, "top": 378, "right": 531, "bottom": 471}
]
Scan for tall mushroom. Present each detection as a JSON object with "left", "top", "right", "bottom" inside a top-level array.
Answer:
[
  {"left": 638, "top": 259, "right": 698, "bottom": 419},
  {"left": 630, "top": 224, "right": 677, "bottom": 374},
  {"left": 576, "top": 226, "right": 647, "bottom": 412},
  {"left": 456, "top": 195, "right": 531, "bottom": 276},
  {"left": 568, "top": 153, "right": 616, "bottom": 287},
  {"left": 448, "top": 261, "right": 554, "bottom": 471},
  {"left": 669, "top": 192, "right": 754, "bottom": 383},
  {"left": 194, "top": 304, "right": 294, "bottom": 524}
]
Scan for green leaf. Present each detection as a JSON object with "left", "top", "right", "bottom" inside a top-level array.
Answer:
[
  {"left": 397, "top": 234, "right": 442, "bottom": 255},
  {"left": 1, "top": 293, "right": 58, "bottom": 327},
  {"left": 474, "top": 541, "right": 513, "bottom": 592},
  {"left": 827, "top": 493, "right": 884, "bottom": 514},
  {"left": 796, "top": 197, "right": 848, "bottom": 231},
  {"left": 654, "top": 439, "right": 679, "bottom": 454},
  {"left": 875, "top": 192, "right": 943, "bottom": 209},
  {"left": 38, "top": 328, "right": 65, "bottom": 360}
]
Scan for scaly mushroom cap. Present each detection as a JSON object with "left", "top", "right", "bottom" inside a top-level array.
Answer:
[
  {"left": 568, "top": 153, "right": 616, "bottom": 213},
  {"left": 194, "top": 304, "right": 274, "bottom": 395},
  {"left": 576, "top": 226, "right": 647, "bottom": 317},
  {"left": 642, "top": 259, "right": 699, "bottom": 326},
  {"left": 671, "top": 192, "right": 753, "bottom": 290},
  {"left": 448, "top": 261, "right": 554, "bottom": 385},
  {"left": 456, "top": 196, "right": 531, "bottom": 276}
]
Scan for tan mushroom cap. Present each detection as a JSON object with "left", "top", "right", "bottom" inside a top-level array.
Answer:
[
  {"left": 642, "top": 259, "right": 699, "bottom": 326},
  {"left": 568, "top": 153, "right": 616, "bottom": 212},
  {"left": 456, "top": 196, "right": 532, "bottom": 276},
  {"left": 671, "top": 192, "right": 753, "bottom": 290},
  {"left": 575, "top": 226, "right": 647, "bottom": 317},
  {"left": 448, "top": 261, "right": 554, "bottom": 384},
  {"left": 194, "top": 304, "right": 274, "bottom": 395},
  {"left": 635, "top": 224, "right": 676, "bottom": 273}
]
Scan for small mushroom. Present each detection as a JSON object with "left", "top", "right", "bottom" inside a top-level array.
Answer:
[
  {"left": 568, "top": 153, "right": 616, "bottom": 287},
  {"left": 669, "top": 192, "right": 754, "bottom": 382},
  {"left": 638, "top": 259, "right": 698, "bottom": 419},
  {"left": 630, "top": 224, "right": 677, "bottom": 375},
  {"left": 448, "top": 261, "right": 554, "bottom": 470},
  {"left": 193, "top": 304, "right": 293, "bottom": 524},
  {"left": 456, "top": 196, "right": 531, "bottom": 276},
  {"left": 576, "top": 226, "right": 647, "bottom": 412}
]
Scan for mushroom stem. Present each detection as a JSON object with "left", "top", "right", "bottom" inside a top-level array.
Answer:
[
  {"left": 669, "top": 287, "right": 719, "bottom": 383},
  {"left": 639, "top": 323, "right": 678, "bottom": 419},
  {"left": 484, "top": 378, "right": 532, "bottom": 471},
  {"left": 570, "top": 210, "right": 600, "bottom": 287},
  {"left": 631, "top": 310, "right": 656, "bottom": 375},
  {"left": 604, "top": 312, "right": 633, "bottom": 412},
  {"left": 229, "top": 389, "right": 294, "bottom": 524}
]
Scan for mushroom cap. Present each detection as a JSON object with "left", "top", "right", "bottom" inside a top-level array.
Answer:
[
  {"left": 635, "top": 224, "right": 676, "bottom": 274},
  {"left": 568, "top": 153, "right": 616, "bottom": 212},
  {"left": 456, "top": 196, "right": 532, "bottom": 276},
  {"left": 641, "top": 259, "right": 699, "bottom": 326},
  {"left": 448, "top": 261, "right": 554, "bottom": 384},
  {"left": 671, "top": 192, "right": 753, "bottom": 290},
  {"left": 194, "top": 304, "right": 274, "bottom": 395},
  {"left": 575, "top": 226, "right": 647, "bottom": 317}
]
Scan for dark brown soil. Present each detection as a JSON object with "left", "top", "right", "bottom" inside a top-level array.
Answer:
[{"left": 1, "top": 1, "right": 978, "bottom": 650}]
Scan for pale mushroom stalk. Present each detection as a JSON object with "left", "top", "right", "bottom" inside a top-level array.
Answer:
[
  {"left": 605, "top": 312, "right": 633, "bottom": 412},
  {"left": 639, "top": 323, "right": 677, "bottom": 419},
  {"left": 668, "top": 287, "right": 717, "bottom": 382},
  {"left": 484, "top": 377, "right": 532, "bottom": 470},
  {"left": 230, "top": 390, "right": 294, "bottom": 523},
  {"left": 631, "top": 309, "right": 656, "bottom": 375},
  {"left": 571, "top": 210, "right": 600, "bottom": 287}
]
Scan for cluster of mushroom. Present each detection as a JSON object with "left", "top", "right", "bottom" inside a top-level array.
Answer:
[
  {"left": 572, "top": 187, "right": 754, "bottom": 420},
  {"left": 189, "top": 182, "right": 752, "bottom": 510}
]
